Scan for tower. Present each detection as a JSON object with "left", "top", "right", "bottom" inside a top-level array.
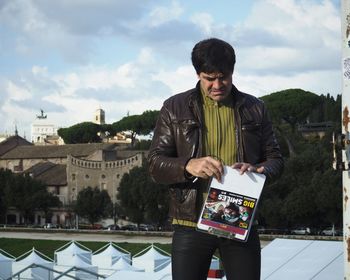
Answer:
[{"left": 93, "top": 108, "right": 105, "bottom": 125}]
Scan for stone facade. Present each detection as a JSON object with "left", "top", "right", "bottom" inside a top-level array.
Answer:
[
  {"left": 67, "top": 152, "right": 143, "bottom": 204},
  {"left": 0, "top": 139, "right": 145, "bottom": 226},
  {"left": 31, "top": 111, "right": 58, "bottom": 144}
]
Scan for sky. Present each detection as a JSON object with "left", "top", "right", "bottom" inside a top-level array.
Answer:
[{"left": 0, "top": 0, "right": 341, "bottom": 139}]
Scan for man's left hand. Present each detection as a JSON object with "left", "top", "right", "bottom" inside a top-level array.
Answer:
[{"left": 231, "top": 162, "right": 264, "bottom": 175}]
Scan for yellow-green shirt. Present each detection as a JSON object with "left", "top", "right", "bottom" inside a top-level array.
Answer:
[{"left": 201, "top": 88, "right": 236, "bottom": 165}]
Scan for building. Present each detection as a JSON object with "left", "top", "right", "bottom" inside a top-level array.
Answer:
[
  {"left": 93, "top": 108, "right": 105, "bottom": 125},
  {"left": 0, "top": 138, "right": 145, "bottom": 226},
  {"left": 31, "top": 109, "right": 59, "bottom": 144},
  {"left": 298, "top": 121, "right": 334, "bottom": 139}
]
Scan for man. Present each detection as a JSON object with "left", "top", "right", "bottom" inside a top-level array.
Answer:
[{"left": 148, "top": 38, "right": 283, "bottom": 280}]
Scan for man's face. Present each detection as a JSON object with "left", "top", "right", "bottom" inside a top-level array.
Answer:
[{"left": 198, "top": 72, "right": 233, "bottom": 102}]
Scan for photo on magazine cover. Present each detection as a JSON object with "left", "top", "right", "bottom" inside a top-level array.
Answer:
[{"left": 200, "top": 187, "right": 257, "bottom": 232}]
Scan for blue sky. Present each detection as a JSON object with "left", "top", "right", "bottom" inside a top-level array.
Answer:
[{"left": 0, "top": 0, "right": 341, "bottom": 138}]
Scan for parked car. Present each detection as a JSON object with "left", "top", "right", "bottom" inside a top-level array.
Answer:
[
  {"left": 106, "top": 224, "right": 120, "bottom": 231},
  {"left": 138, "top": 224, "right": 156, "bottom": 231},
  {"left": 290, "top": 227, "right": 311, "bottom": 235},
  {"left": 319, "top": 227, "right": 342, "bottom": 236},
  {"left": 43, "top": 223, "right": 59, "bottom": 229},
  {"left": 121, "top": 224, "right": 138, "bottom": 231}
]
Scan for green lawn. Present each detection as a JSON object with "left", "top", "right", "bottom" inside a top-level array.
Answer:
[{"left": 0, "top": 238, "right": 172, "bottom": 260}]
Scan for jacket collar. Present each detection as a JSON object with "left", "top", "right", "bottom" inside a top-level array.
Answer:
[{"left": 189, "top": 81, "right": 246, "bottom": 108}]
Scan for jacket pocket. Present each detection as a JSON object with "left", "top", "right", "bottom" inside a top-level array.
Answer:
[
  {"left": 242, "top": 123, "right": 261, "bottom": 131},
  {"left": 173, "top": 119, "right": 200, "bottom": 135},
  {"left": 172, "top": 119, "right": 200, "bottom": 157}
]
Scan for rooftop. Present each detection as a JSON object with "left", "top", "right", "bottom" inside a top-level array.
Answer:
[{"left": 0, "top": 143, "right": 117, "bottom": 159}]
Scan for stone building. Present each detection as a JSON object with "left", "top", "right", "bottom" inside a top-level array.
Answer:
[
  {"left": 31, "top": 110, "right": 59, "bottom": 144},
  {"left": 0, "top": 136, "right": 144, "bottom": 226},
  {"left": 297, "top": 121, "right": 334, "bottom": 139},
  {"left": 93, "top": 108, "right": 106, "bottom": 125}
]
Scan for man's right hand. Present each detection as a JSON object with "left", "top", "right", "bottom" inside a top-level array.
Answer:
[{"left": 185, "top": 156, "right": 224, "bottom": 182}]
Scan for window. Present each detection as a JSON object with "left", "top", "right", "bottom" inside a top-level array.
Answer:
[
  {"left": 71, "top": 174, "right": 76, "bottom": 181},
  {"left": 85, "top": 174, "right": 90, "bottom": 179},
  {"left": 101, "top": 174, "right": 106, "bottom": 179}
]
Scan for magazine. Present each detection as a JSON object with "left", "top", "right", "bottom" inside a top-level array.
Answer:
[{"left": 197, "top": 166, "right": 266, "bottom": 242}]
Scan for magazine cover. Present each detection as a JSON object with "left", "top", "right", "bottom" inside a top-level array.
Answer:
[{"left": 197, "top": 167, "right": 266, "bottom": 241}]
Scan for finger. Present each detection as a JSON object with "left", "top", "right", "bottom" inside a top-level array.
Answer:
[
  {"left": 256, "top": 166, "right": 265, "bottom": 173},
  {"left": 206, "top": 157, "right": 224, "bottom": 180},
  {"left": 203, "top": 165, "right": 222, "bottom": 182},
  {"left": 231, "top": 162, "right": 242, "bottom": 169},
  {"left": 239, "top": 163, "right": 250, "bottom": 175}
]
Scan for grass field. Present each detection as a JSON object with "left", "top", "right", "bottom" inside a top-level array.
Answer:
[{"left": 0, "top": 238, "right": 172, "bottom": 260}]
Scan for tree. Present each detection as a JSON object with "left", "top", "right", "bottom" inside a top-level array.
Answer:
[
  {"left": 117, "top": 163, "right": 169, "bottom": 226},
  {"left": 57, "top": 122, "right": 102, "bottom": 144},
  {"left": 33, "top": 190, "right": 62, "bottom": 223},
  {"left": 112, "top": 110, "right": 159, "bottom": 146},
  {"left": 0, "top": 169, "right": 62, "bottom": 224},
  {"left": 258, "top": 130, "right": 342, "bottom": 229},
  {"left": 0, "top": 168, "right": 13, "bottom": 223},
  {"left": 261, "top": 89, "right": 320, "bottom": 131},
  {"left": 74, "top": 187, "right": 112, "bottom": 225}
]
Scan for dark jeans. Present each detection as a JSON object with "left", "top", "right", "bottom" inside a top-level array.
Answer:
[{"left": 171, "top": 226, "right": 261, "bottom": 280}]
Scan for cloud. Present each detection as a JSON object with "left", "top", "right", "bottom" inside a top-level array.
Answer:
[
  {"left": 0, "top": 0, "right": 342, "bottom": 138},
  {"left": 233, "top": 0, "right": 340, "bottom": 74},
  {"left": 148, "top": 0, "right": 183, "bottom": 27},
  {"left": 235, "top": 69, "right": 341, "bottom": 97}
]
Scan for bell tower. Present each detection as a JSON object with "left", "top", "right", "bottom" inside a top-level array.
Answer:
[{"left": 93, "top": 108, "right": 105, "bottom": 125}]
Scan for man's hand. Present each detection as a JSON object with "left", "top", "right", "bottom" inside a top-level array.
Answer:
[
  {"left": 185, "top": 156, "right": 224, "bottom": 182},
  {"left": 231, "top": 162, "right": 265, "bottom": 175}
]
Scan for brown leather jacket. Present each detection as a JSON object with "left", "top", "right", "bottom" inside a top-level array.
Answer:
[{"left": 148, "top": 83, "right": 283, "bottom": 222}]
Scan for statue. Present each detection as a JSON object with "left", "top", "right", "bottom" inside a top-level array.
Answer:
[{"left": 37, "top": 109, "right": 47, "bottom": 119}]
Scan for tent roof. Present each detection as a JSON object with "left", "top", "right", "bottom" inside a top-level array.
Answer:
[
  {"left": 0, "top": 252, "right": 14, "bottom": 262},
  {"left": 16, "top": 250, "right": 52, "bottom": 265},
  {"left": 133, "top": 245, "right": 170, "bottom": 261},
  {"left": 261, "top": 238, "right": 343, "bottom": 280},
  {"left": 111, "top": 258, "right": 144, "bottom": 272},
  {"left": 93, "top": 243, "right": 130, "bottom": 257},
  {"left": 105, "top": 270, "right": 157, "bottom": 280},
  {"left": 55, "top": 240, "right": 92, "bottom": 254}
]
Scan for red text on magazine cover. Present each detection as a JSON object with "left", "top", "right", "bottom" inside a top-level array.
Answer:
[{"left": 200, "top": 187, "right": 257, "bottom": 235}]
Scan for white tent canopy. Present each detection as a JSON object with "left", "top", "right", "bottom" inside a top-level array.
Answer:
[
  {"left": 92, "top": 242, "right": 131, "bottom": 267},
  {"left": 261, "top": 238, "right": 343, "bottom": 280},
  {"left": 132, "top": 245, "right": 171, "bottom": 272},
  {"left": 54, "top": 254, "right": 99, "bottom": 280},
  {"left": 55, "top": 240, "right": 92, "bottom": 265},
  {"left": 13, "top": 248, "right": 54, "bottom": 280},
  {"left": 106, "top": 270, "right": 158, "bottom": 280},
  {"left": 111, "top": 257, "right": 145, "bottom": 271},
  {"left": 0, "top": 249, "right": 15, "bottom": 280}
]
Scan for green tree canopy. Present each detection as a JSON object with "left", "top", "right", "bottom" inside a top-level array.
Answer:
[
  {"left": 117, "top": 163, "right": 169, "bottom": 226},
  {"left": 261, "top": 88, "right": 320, "bottom": 131},
  {"left": 75, "top": 186, "right": 112, "bottom": 225},
  {"left": 57, "top": 122, "right": 102, "bottom": 144},
  {"left": 0, "top": 169, "right": 61, "bottom": 224},
  {"left": 112, "top": 110, "right": 159, "bottom": 146},
  {"left": 258, "top": 130, "right": 342, "bottom": 229}
]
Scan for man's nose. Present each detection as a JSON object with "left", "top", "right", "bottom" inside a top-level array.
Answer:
[{"left": 212, "top": 78, "right": 223, "bottom": 88}]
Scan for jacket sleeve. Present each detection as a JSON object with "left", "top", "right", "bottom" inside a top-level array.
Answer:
[
  {"left": 148, "top": 105, "right": 191, "bottom": 185},
  {"left": 256, "top": 103, "right": 284, "bottom": 180}
]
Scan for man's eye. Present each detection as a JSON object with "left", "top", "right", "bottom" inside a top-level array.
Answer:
[{"left": 206, "top": 77, "right": 216, "bottom": 81}]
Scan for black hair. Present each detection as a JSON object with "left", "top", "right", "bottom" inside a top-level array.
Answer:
[{"left": 191, "top": 38, "right": 236, "bottom": 74}]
